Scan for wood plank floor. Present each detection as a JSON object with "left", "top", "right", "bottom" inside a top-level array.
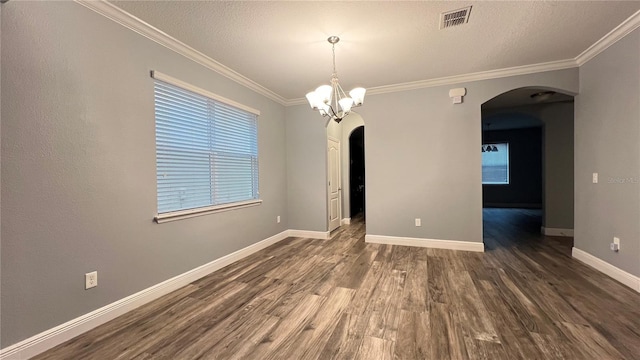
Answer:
[{"left": 35, "top": 209, "right": 640, "bottom": 359}]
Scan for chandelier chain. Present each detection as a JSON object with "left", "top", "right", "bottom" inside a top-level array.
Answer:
[{"left": 332, "top": 43, "right": 337, "bottom": 75}]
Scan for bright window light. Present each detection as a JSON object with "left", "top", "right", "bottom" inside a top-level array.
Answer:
[
  {"left": 154, "top": 79, "right": 259, "bottom": 215},
  {"left": 482, "top": 142, "right": 509, "bottom": 184}
]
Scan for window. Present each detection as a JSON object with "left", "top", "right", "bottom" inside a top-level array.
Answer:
[
  {"left": 152, "top": 71, "right": 260, "bottom": 222},
  {"left": 482, "top": 142, "right": 509, "bottom": 184}
]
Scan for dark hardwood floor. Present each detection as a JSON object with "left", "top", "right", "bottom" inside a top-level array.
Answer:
[{"left": 35, "top": 209, "right": 640, "bottom": 359}]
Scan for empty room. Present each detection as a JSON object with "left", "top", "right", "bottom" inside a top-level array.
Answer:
[{"left": 2, "top": 1, "right": 640, "bottom": 359}]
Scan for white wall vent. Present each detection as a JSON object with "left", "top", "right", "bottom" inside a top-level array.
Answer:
[{"left": 440, "top": 6, "right": 472, "bottom": 29}]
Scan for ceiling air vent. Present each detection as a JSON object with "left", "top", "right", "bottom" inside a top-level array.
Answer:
[{"left": 440, "top": 6, "right": 472, "bottom": 29}]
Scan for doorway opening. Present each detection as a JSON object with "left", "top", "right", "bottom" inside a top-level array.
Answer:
[
  {"left": 349, "top": 126, "right": 365, "bottom": 221},
  {"left": 481, "top": 87, "right": 575, "bottom": 250},
  {"left": 326, "top": 113, "right": 365, "bottom": 233},
  {"left": 326, "top": 113, "right": 365, "bottom": 234}
]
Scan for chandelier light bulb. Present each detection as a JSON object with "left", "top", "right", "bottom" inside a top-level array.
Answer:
[
  {"left": 305, "top": 92, "right": 320, "bottom": 110},
  {"left": 339, "top": 97, "right": 354, "bottom": 113},
  {"left": 315, "top": 85, "right": 333, "bottom": 104},
  {"left": 349, "top": 87, "right": 366, "bottom": 106},
  {"left": 319, "top": 102, "right": 331, "bottom": 116}
]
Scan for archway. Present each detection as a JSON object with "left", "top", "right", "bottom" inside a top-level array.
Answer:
[
  {"left": 349, "top": 126, "right": 365, "bottom": 220},
  {"left": 480, "top": 86, "right": 575, "bottom": 248},
  {"left": 325, "top": 112, "right": 365, "bottom": 230}
]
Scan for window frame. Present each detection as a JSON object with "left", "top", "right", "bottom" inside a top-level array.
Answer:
[
  {"left": 481, "top": 142, "right": 510, "bottom": 185},
  {"left": 151, "top": 71, "right": 262, "bottom": 223}
]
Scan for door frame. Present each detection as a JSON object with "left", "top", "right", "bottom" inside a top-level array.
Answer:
[{"left": 327, "top": 136, "right": 342, "bottom": 231}]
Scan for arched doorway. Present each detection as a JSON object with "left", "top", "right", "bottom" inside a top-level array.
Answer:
[
  {"left": 349, "top": 126, "right": 365, "bottom": 220},
  {"left": 326, "top": 112, "right": 365, "bottom": 230},
  {"left": 481, "top": 87, "right": 575, "bottom": 248}
]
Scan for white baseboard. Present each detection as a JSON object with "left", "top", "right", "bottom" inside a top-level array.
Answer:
[
  {"left": 541, "top": 226, "right": 574, "bottom": 237},
  {"left": 341, "top": 218, "right": 351, "bottom": 225},
  {"left": 0, "top": 230, "right": 290, "bottom": 360},
  {"left": 365, "top": 234, "right": 484, "bottom": 252},
  {"left": 572, "top": 247, "right": 640, "bottom": 293},
  {"left": 287, "top": 229, "right": 330, "bottom": 239}
]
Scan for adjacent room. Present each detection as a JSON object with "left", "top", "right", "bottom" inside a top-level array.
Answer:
[
  {"left": 481, "top": 87, "right": 575, "bottom": 251},
  {"left": 2, "top": 1, "right": 639, "bottom": 359}
]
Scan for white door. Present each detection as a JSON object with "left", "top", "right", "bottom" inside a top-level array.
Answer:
[{"left": 328, "top": 137, "right": 342, "bottom": 231}]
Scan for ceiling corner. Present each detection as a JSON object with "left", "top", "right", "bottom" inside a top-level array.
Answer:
[{"left": 575, "top": 9, "right": 640, "bottom": 66}]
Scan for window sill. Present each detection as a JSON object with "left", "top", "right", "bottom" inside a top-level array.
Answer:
[{"left": 155, "top": 199, "right": 262, "bottom": 223}]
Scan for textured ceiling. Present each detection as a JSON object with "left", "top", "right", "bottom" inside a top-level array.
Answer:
[{"left": 111, "top": 1, "right": 640, "bottom": 101}]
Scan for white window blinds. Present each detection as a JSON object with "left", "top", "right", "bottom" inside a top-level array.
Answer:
[{"left": 153, "top": 72, "right": 259, "bottom": 217}]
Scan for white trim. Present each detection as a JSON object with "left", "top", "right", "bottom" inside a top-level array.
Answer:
[
  {"left": 541, "top": 226, "right": 574, "bottom": 237},
  {"left": 341, "top": 218, "right": 351, "bottom": 225},
  {"left": 155, "top": 200, "right": 262, "bottom": 223},
  {"left": 75, "top": 0, "right": 640, "bottom": 106},
  {"left": 73, "top": 0, "right": 287, "bottom": 105},
  {"left": 364, "top": 59, "right": 578, "bottom": 97},
  {"left": 576, "top": 10, "right": 640, "bottom": 66},
  {"left": 0, "top": 230, "right": 290, "bottom": 360},
  {"left": 152, "top": 71, "right": 261, "bottom": 115},
  {"left": 287, "top": 229, "right": 330, "bottom": 240},
  {"left": 365, "top": 234, "right": 485, "bottom": 252},
  {"left": 572, "top": 247, "right": 640, "bottom": 293},
  {"left": 285, "top": 58, "right": 578, "bottom": 105}
]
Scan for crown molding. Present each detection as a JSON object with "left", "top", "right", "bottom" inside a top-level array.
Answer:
[
  {"left": 367, "top": 59, "right": 578, "bottom": 96},
  {"left": 77, "top": 0, "right": 637, "bottom": 106},
  {"left": 286, "top": 58, "right": 577, "bottom": 106},
  {"left": 285, "top": 98, "right": 309, "bottom": 106},
  {"left": 74, "top": 0, "right": 287, "bottom": 106},
  {"left": 576, "top": 10, "right": 640, "bottom": 66}
]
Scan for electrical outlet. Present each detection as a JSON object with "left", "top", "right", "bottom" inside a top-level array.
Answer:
[
  {"left": 610, "top": 237, "right": 621, "bottom": 252},
  {"left": 85, "top": 271, "right": 97, "bottom": 290},
  {"left": 592, "top": 173, "right": 598, "bottom": 183},
  {"left": 277, "top": 215, "right": 281, "bottom": 223},
  {"left": 415, "top": 218, "right": 421, "bottom": 227}
]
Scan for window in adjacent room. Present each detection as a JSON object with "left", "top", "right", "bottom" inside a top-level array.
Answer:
[
  {"left": 152, "top": 71, "right": 260, "bottom": 222},
  {"left": 482, "top": 142, "right": 509, "bottom": 184}
]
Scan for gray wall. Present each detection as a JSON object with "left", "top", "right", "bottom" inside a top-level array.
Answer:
[
  {"left": 575, "top": 27, "right": 640, "bottom": 277},
  {"left": 285, "top": 105, "right": 328, "bottom": 232},
  {"left": 287, "top": 69, "right": 579, "bottom": 242},
  {"left": 1, "top": 2, "right": 287, "bottom": 347},
  {"left": 288, "top": 111, "right": 364, "bottom": 224},
  {"left": 8, "top": 0, "right": 628, "bottom": 350},
  {"left": 542, "top": 102, "right": 574, "bottom": 229}
]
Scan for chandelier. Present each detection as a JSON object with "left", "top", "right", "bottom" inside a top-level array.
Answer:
[
  {"left": 482, "top": 145, "right": 498, "bottom": 152},
  {"left": 305, "top": 36, "right": 366, "bottom": 123}
]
